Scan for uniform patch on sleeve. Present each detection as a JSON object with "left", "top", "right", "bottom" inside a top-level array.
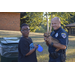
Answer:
[{"left": 61, "top": 33, "right": 66, "bottom": 38}]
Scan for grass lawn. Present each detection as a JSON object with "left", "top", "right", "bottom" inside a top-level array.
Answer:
[{"left": 0, "top": 30, "right": 75, "bottom": 62}]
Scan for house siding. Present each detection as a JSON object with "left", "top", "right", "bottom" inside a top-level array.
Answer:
[{"left": 0, "top": 12, "right": 20, "bottom": 31}]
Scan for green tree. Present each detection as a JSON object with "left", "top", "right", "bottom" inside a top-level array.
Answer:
[
  {"left": 20, "top": 12, "right": 44, "bottom": 32},
  {"left": 67, "top": 12, "right": 75, "bottom": 24},
  {"left": 43, "top": 12, "right": 72, "bottom": 32},
  {"left": 20, "top": 12, "right": 75, "bottom": 32},
  {"left": 20, "top": 12, "right": 30, "bottom": 25}
]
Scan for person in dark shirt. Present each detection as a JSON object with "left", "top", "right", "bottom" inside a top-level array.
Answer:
[
  {"left": 18, "top": 23, "right": 38, "bottom": 62},
  {"left": 44, "top": 17, "right": 68, "bottom": 62}
]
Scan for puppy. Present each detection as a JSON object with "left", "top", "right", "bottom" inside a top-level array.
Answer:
[{"left": 44, "top": 32, "right": 60, "bottom": 52}]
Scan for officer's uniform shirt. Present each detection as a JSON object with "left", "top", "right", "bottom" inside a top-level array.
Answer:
[
  {"left": 48, "top": 27, "right": 68, "bottom": 54},
  {"left": 18, "top": 37, "right": 37, "bottom": 62}
]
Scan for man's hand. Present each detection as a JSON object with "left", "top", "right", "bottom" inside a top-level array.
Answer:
[
  {"left": 44, "top": 36, "right": 52, "bottom": 44},
  {"left": 44, "top": 37, "right": 49, "bottom": 46}
]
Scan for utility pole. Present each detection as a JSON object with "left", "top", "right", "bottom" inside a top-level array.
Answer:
[{"left": 46, "top": 12, "right": 49, "bottom": 32}]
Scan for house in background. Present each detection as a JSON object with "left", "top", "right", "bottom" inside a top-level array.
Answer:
[
  {"left": 65, "top": 23, "right": 75, "bottom": 35},
  {"left": 0, "top": 12, "right": 20, "bottom": 31}
]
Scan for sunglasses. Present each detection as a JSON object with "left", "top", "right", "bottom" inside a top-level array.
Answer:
[{"left": 21, "top": 29, "right": 30, "bottom": 32}]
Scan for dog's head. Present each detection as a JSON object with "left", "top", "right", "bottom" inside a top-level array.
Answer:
[{"left": 44, "top": 32, "right": 50, "bottom": 37}]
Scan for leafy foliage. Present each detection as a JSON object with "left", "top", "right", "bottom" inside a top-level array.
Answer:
[
  {"left": 20, "top": 12, "right": 44, "bottom": 32},
  {"left": 20, "top": 12, "right": 75, "bottom": 32}
]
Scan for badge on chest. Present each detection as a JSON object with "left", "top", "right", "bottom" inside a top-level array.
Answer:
[{"left": 55, "top": 33, "right": 58, "bottom": 37}]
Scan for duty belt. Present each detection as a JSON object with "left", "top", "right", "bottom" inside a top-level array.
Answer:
[
  {"left": 49, "top": 52, "right": 61, "bottom": 59},
  {"left": 49, "top": 50, "right": 66, "bottom": 62}
]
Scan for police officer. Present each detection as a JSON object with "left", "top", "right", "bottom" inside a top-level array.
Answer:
[{"left": 44, "top": 17, "right": 68, "bottom": 62}]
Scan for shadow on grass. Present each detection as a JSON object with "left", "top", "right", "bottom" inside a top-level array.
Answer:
[
  {"left": 69, "top": 36, "right": 75, "bottom": 38},
  {"left": 68, "top": 40, "right": 75, "bottom": 47},
  {"left": 0, "top": 30, "right": 21, "bottom": 38}
]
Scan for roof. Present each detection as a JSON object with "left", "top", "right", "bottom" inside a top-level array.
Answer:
[
  {"left": 14, "top": 12, "right": 24, "bottom": 13},
  {"left": 66, "top": 23, "right": 75, "bottom": 27},
  {"left": 0, "top": 12, "right": 24, "bottom": 13}
]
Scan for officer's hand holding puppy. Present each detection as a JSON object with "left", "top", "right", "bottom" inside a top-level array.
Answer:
[{"left": 44, "top": 36, "right": 52, "bottom": 44}]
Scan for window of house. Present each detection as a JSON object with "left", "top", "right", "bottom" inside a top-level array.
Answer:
[{"left": 71, "top": 28, "right": 75, "bottom": 34}]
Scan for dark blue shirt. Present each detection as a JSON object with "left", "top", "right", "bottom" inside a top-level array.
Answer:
[
  {"left": 18, "top": 37, "right": 37, "bottom": 62},
  {"left": 48, "top": 27, "right": 68, "bottom": 53}
]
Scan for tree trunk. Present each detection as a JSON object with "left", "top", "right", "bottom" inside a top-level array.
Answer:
[
  {"left": 50, "top": 13, "right": 53, "bottom": 33},
  {"left": 46, "top": 12, "right": 49, "bottom": 32}
]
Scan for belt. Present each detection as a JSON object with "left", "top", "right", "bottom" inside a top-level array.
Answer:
[
  {"left": 49, "top": 52, "right": 61, "bottom": 59},
  {"left": 49, "top": 52, "right": 66, "bottom": 61},
  {"left": 49, "top": 52, "right": 61, "bottom": 56}
]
